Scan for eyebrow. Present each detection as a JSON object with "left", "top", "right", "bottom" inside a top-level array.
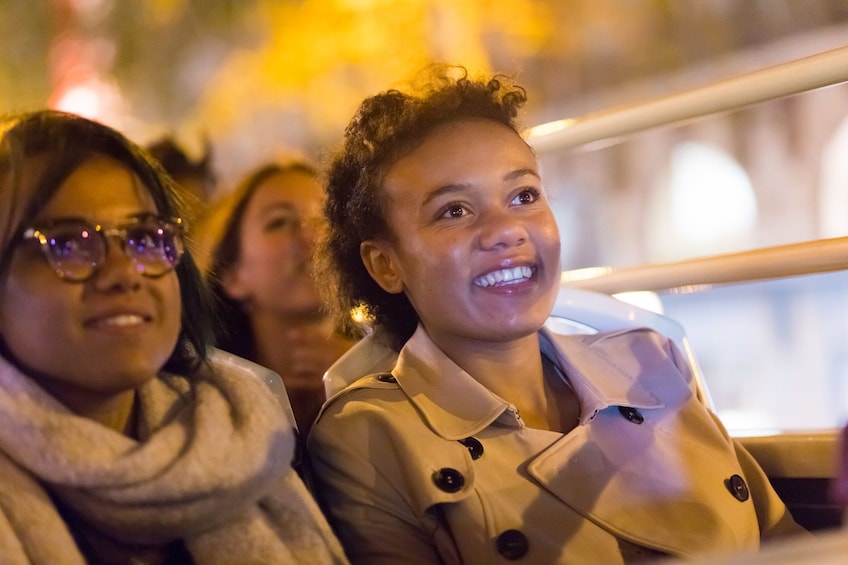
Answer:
[
  {"left": 505, "top": 168, "right": 541, "bottom": 182},
  {"left": 422, "top": 168, "right": 541, "bottom": 206},
  {"left": 33, "top": 212, "right": 159, "bottom": 227},
  {"left": 258, "top": 202, "right": 297, "bottom": 216}
]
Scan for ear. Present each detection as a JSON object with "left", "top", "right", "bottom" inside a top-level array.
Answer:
[
  {"left": 220, "top": 265, "right": 252, "bottom": 301},
  {"left": 360, "top": 239, "right": 404, "bottom": 294}
]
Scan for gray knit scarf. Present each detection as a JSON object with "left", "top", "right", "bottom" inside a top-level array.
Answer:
[{"left": 0, "top": 350, "right": 348, "bottom": 564}]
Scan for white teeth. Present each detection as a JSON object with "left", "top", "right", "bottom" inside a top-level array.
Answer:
[
  {"left": 474, "top": 266, "right": 534, "bottom": 287},
  {"left": 100, "top": 314, "right": 145, "bottom": 327}
]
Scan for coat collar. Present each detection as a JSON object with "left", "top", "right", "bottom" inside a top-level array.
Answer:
[
  {"left": 392, "top": 325, "right": 512, "bottom": 441},
  {"left": 539, "top": 327, "right": 667, "bottom": 424},
  {"left": 392, "top": 325, "right": 667, "bottom": 439}
]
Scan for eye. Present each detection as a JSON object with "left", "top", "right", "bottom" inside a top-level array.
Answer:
[
  {"left": 511, "top": 188, "right": 541, "bottom": 206},
  {"left": 127, "top": 227, "right": 166, "bottom": 255},
  {"left": 437, "top": 202, "right": 469, "bottom": 220},
  {"left": 265, "top": 213, "right": 300, "bottom": 232},
  {"left": 49, "top": 229, "right": 90, "bottom": 259},
  {"left": 39, "top": 224, "right": 102, "bottom": 267}
]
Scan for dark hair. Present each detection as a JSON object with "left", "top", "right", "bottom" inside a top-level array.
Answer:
[
  {"left": 0, "top": 110, "right": 214, "bottom": 374},
  {"left": 316, "top": 66, "right": 528, "bottom": 349},
  {"left": 195, "top": 160, "right": 318, "bottom": 359},
  {"left": 146, "top": 136, "right": 216, "bottom": 201}
]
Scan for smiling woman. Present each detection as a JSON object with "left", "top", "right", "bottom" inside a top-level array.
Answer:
[
  {"left": 307, "top": 66, "right": 807, "bottom": 564},
  {"left": 0, "top": 110, "right": 347, "bottom": 563},
  {"left": 194, "top": 160, "right": 357, "bottom": 437}
]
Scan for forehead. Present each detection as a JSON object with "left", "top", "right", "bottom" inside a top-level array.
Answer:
[
  {"left": 247, "top": 169, "right": 322, "bottom": 210},
  {"left": 383, "top": 119, "right": 536, "bottom": 192},
  {"left": 36, "top": 154, "right": 157, "bottom": 221}
]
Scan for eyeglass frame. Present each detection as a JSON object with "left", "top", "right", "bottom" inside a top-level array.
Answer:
[{"left": 18, "top": 214, "right": 186, "bottom": 283}]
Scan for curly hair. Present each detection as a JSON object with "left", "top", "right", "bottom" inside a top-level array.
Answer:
[{"left": 316, "top": 66, "right": 528, "bottom": 350}]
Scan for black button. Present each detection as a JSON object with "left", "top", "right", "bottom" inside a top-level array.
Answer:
[
  {"left": 496, "top": 529, "right": 529, "bottom": 560},
  {"left": 376, "top": 373, "right": 397, "bottom": 383},
  {"left": 725, "top": 474, "right": 749, "bottom": 501},
  {"left": 618, "top": 406, "right": 644, "bottom": 424},
  {"left": 432, "top": 468, "right": 465, "bottom": 493},
  {"left": 458, "top": 437, "right": 484, "bottom": 460}
]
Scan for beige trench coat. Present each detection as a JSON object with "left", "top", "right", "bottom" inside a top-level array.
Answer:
[{"left": 309, "top": 326, "right": 803, "bottom": 564}]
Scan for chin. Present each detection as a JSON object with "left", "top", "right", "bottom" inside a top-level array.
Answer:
[
  {"left": 278, "top": 302, "right": 325, "bottom": 318},
  {"left": 481, "top": 318, "right": 546, "bottom": 342},
  {"left": 96, "top": 353, "right": 169, "bottom": 384}
]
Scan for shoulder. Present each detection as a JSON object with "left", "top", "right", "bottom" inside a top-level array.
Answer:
[
  {"left": 308, "top": 372, "right": 478, "bottom": 516},
  {"left": 312, "top": 372, "right": 425, "bottom": 439},
  {"left": 171, "top": 350, "right": 298, "bottom": 456},
  {"left": 551, "top": 326, "right": 681, "bottom": 361},
  {"left": 203, "top": 348, "right": 295, "bottom": 420},
  {"left": 540, "top": 328, "right": 694, "bottom": 388},
  {"left": 310, "top": 370, "right": 470, "bottom": 471}
]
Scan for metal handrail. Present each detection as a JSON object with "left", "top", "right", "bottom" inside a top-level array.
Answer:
[
  {"left": 526, "top": 45, "right": 848, "bottom": 152},
  {"left": 561, "top": 236, "right": 848, "bottom": 294}
]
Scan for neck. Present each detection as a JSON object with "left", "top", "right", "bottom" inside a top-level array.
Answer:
[
  {"left": 43, "top": 383, "right": 138, "bottom": 436},
  {"left": 431, "top": 330, "right": 576, "bottom": 432},
  {"left": 439, "top": 332, "right": 547, "bottom": 408},
  {"left": 251, "top": 309, "right": 331, "bottom": 364},
  {"left": 249, "top": 308, "right": 355, "bottom": 381},
  {"left": 248, "top": 309, "right": 356, "bottom": 435}
]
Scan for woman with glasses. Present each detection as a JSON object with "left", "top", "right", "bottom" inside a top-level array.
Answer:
[
  {"left": 0, "top": 110, "right": 347, "bottom": 564},
  {"left": 307, "top": 68, "right": 805, "bottom": 563},
  {"left": 195, "top": 160, "right": 357, "bottom": 438}
]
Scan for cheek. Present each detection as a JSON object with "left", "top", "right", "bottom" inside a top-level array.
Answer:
[
  {"left": 400, "top": 246, "right": 465, "bottom": 307},
  {"left": 0, "top": 279, "right": 72, "bottom": 367},
  {"left": 536, "top": 213, "right": 562, "bottom": 256},
  {"left": 155, "top": 277, "right": 183, "bottom": 362},
  {"left": 241, "top": 234, "right": 298, "bottom": 271},
  {"left": 394, "top": 232, "right": 466, "bottom": 288},
  {"left": 2, "top": 260, "right": 64, "bottom": 314},
  {"left": 162, "top": 275, "right": 183, "bottom": 330}
]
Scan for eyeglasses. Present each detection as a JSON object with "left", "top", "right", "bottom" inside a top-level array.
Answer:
[{"left": 21, "top": 215, "right": 185, "bottom": 282}]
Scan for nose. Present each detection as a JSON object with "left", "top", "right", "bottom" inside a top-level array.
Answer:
[
  {"left": 90, "top": 237, "right": 143, "bottom": 293},
  {"left": 298, "top": 219, "right": 318, "bottom": 244},
  {"left": 478, "top": 208, "right": 529, "bottom": 250},
  {"left": 296, "top": 215, "right": 324, "bottom": 250}
]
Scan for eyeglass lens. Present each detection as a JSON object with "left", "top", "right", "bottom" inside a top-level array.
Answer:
[{"left": 40, "top": 219, "right": 183, "bottom": 281}]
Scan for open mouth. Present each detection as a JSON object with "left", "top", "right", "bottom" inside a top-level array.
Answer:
[{"left": 473, "top": 265, "right": 534, "bottom": 288}]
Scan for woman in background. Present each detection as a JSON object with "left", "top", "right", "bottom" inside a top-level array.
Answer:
[
  {"left": 0, "top": 110, "right": 347, "bottom": 564},
  {"left": 195, "top": 161, "right": 357, "bottom": 436}
]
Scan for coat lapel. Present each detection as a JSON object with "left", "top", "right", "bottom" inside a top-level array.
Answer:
[{"left": 530, "top": 328, "right": 761, "bottom": 556}]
